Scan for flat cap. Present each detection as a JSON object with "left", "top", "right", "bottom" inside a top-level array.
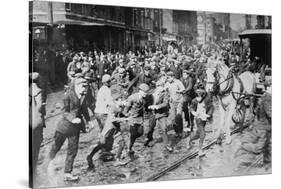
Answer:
[
  {"left": 139, "top": 83, "right": 150, "bottom": 92},
  {"left": 166, "top": 71, "right": 175, "bottom": 77},
  {"left": 102, "top": 74, "right": 111, "bottom": 83}
]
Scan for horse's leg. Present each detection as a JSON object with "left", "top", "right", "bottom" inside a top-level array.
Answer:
[
  {"left": 248, "top": 96, "right": 255, "bottom": 122},
  {"left": 238, "top": 104, "right": 246, "bottom": 133},
  {"left": 216, "top": 104, "right": 225, "bottom": 144},
  {"left": 225, "top": 102, "right": 236, "bottom": 144}
]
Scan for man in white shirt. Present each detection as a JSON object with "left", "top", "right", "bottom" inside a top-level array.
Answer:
[
  {"left": 165, "top": 71, "right": 185, "bottom": 145},
  {"left": 94, "top": 74, "right": 113, "bottom": 132}
]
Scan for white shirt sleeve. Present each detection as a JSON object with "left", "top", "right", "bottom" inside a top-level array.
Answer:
[
  {"left": 104, "top": 87, "right": 113, "bottom": 107},
  {"left": 176, "top": 80, "right": 185, "bottom": 92}
]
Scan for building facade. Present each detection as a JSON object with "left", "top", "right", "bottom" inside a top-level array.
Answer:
[
  {"left": 161, "top": 9, "right": 197, "bottom": 45},
  {"left": 196, "top": 12, "right": 232, "bottom": 44},
  {"left": 245, "top": 15, "right": 271, "bottom": 29},
  {"left": 197, "top": 11, "right": 206, "bottom": 45},
  {"left": 30, "top": 1, "right": 156, "bottom": 52}
]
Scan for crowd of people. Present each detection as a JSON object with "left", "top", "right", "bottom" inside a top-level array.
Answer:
[{"left": 30, "top": 41, "right": 272, "bottom": 183}]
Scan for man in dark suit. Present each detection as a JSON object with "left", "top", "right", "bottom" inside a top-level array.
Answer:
[{"left": 47, "top": 77, "right": 89, "bottom": 181}]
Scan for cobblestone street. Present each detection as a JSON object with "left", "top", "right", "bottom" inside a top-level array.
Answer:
[{"left": 34, "top": 90, "right": 271, "bottom": 188}]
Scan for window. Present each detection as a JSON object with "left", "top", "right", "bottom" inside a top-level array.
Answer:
[{"left": 65, "top": 3, "right": 71, "bottom": 12}]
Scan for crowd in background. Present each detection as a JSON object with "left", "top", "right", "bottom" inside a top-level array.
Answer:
[{"left": 30, "top": 40, "right": 271, "bottom": 182}]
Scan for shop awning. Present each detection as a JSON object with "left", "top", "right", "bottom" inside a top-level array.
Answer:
[
  {"left": 53, "top": 20, "right": 105, "bottom": 26},
  {"left": 162, "top": 34, "right": 177, "bottom": 41}
]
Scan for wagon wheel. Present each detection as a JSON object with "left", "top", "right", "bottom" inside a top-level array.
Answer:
[{"left": 232, "top": 104, "right": 246, "bottom": 133}]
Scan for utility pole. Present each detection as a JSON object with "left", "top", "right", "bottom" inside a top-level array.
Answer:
[{"left": 159, "top": 9, "right": 162, "bottom": 46}]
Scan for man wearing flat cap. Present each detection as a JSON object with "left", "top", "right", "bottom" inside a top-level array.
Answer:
[
  {"left": 165, "top": 71, "right": 185, "bottom": 151},
  {"left": 111, "top": 59, "right": 126, "bottom": 78},
  {"left": 182, "top": 69, "right": 196, "bottom": 132},
  {"left": 94, "top": 74, "right": 113, "bottom": 132},
  {"left": 111, "top": 67, "right": 129, "bottom": 91},
  {"left": 123, "top": 83, "right": 150, "bottom": 156},
  {"left": 145, "top": 79, "right": 171, "bottom": 150},
  {"left": 127, "top": 59, "right": 141, "bottom": 82},
  {"left": 67, "top": 55, "right": 80, "bottom": 81},
  {"left": 47, "top": 76, "right": 89, "bottom": 181}
]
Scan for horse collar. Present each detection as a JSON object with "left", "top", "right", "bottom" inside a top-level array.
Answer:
[{"left": 217, "top": 72, "right": 234, "bottom": 97}]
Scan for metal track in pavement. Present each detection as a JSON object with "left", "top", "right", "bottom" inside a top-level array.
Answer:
[{"left": 144, "top": 125, "right": 249, "bottom": 181}]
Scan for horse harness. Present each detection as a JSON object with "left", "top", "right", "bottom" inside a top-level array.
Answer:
[{"left": 213, "top": 70, "right": 245, "bottom": 111}]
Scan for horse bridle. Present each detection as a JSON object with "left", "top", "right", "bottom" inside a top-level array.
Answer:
[{"left": 211, "top": 69, "right": 234, "bottom": 97}]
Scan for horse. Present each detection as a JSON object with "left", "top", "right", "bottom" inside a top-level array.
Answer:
[{"left": 205, "top": 60, "right": 256, "bottom": 144}]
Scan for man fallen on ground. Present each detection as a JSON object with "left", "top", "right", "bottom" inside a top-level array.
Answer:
[{"left": 86, "top": 88, "right": 128, "bottom": 170}]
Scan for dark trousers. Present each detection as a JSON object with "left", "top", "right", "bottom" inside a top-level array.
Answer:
[
  {"left": 145, "top": 115, "right": 157, "bottom": 141},
  {"left": 31, "top": 126, "right": 43, "bottom": 173},
  {"left": 49, "top": 131, "right": 80, "bottom": 173},
  {"left": 88, "top": 144, "right": 102, "bottom": 159},
  {"left": 129, "top": 124, "right": 144, "bottom": 151},
  {"left": 189, "top": 119, "right": 206, "bottom": 149},
  {"left": 168, "top": 102, "right": 183, "bottom": 135},
  {"left": 182, "top": 101, "right": 194, "bottom": 130},
  {"left": 146, "top": 116, "right": 170, "bottom": 145},
  {"left": 173, "top": 114, "right": 183, "bottom": 135},
  {"left": 88, "top": 128, "right": 116, "bottom": 159},
  {"left": 85, "top": 86, "right": 96, "bottom": 115},
  {"left": 30, "top": 126, "right": 43, "bottom": 187}
]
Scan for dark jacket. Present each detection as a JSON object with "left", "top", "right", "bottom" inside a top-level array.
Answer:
[
  {"left": 124, "top": 93, "right": 145, "bottom": 119},
  {"left": 152, "top": 90, "right": 169, "bottom": 119},
  {"left": 182, "top": 76, "right": 196, "bottom": 103},
  {"left": 56, "top": 84, "right": 88, "bottom": 136}
]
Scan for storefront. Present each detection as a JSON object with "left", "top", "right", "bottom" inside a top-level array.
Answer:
[{"left": 64, "top": 24, "right": 125, "bottom": 52}]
